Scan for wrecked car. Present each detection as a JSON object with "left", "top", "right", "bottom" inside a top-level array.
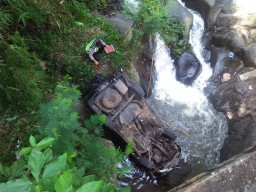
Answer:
[{"left": 83, "top": 71, "right": 181, "bottom": 174}]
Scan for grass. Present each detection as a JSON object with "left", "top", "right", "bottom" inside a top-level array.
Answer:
[
  {"left": 24, "top": 0, "right": 135, "bottom": 90},
  {"left": 0, "top": 0, "right": 140, "bottom": 163}
]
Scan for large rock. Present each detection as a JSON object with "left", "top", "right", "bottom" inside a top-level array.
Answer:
[
  {"left": 184, "top": 0, "right": 256, "bottom": 66},
  {"left": 167, "top": 0, "right": 193, "bottom": 38},
  {"left": 210, "top": 47, "right": 244, "bottom": 79},
  {"left": 103, "top": 12, "right": 134, "bottom": 41},
  {"left": 176, "top": 52, "right": 202, "bottom": 85},
  {"left": 212, "top": 30, "right": 245, "bottom": 53},
  {"left": 209, "top": 68, "right": 256, "bottom": 161},
  {"left": 182, "top": 0, "right": 215, "bottom": 24}
]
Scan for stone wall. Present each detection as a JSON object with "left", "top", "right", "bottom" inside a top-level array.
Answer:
[{"left": 169, "top": 145, "right": 256, "bottom": 192}]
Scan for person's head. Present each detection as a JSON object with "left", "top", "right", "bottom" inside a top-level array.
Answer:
[{"left": 96, "top": 40, "right": 103, "bottom": 47}]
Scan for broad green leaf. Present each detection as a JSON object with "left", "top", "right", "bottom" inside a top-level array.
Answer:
[
  {"left": 9, "top": 160, "right": 26, "bottom": 179},
  {"left": 55, "top": 170, "right": 73, "bottom": 192},
  {"left": 75, "top": 181, "right": 104, "bottom": 192},
  {"left": 35, "top": 185, "right": 40, "bottom": 192},
  {"left": 28, "top": 149, "right": 46, "bottom": 181},
  {"left": 0, "top": 177, "right": 32, "bottom": 192},
  {"left": 29, "top": 136, "right": 36, "bottom": 147},
  {"left": 40, "top": 177, "right": 54, "bottom": 191},
  {"left": 42, "top": 153, "right": 67, "bottom": 179},
  {"left": 43, "top": 148, "right": 53, "bottom": 163},
  {"left": 19, "top": 147, "right": 32, "bottom": 155},
  {"left": 36, "top": 138, "right": 54, "bottom": 150},
  {"left": 0, "top": 163, "right": 10, "bottom": 177}
]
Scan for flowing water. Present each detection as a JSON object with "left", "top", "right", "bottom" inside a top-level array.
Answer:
[
  {"left": 120, "top": 0, "right": 228, "bottom": 191},
  {"left": 147, "top": 33, "right": 227, "bottom": 176},
  {"left": 147, "top": 1, "right": 228, "bottom": 174}
]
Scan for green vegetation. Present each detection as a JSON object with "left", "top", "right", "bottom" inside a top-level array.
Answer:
[
  {"left": 1, "top": 32, "right": 45, "bottom": 110},
  {"left": 0, "top": 135, "right": 129, "bottom": 192},
  {"left": 37, "top": 83, "right": 132, "bottom": 182},
  {"left": 0, "top": 83, "right": 131, "bottom": 191},
  {"left": 0, "top": 0, "right": 132, "bottom": 163},
  {"left": 124, "top": 0, "right": 188, "bottom": 56},
  {"left": 0, "top": 0, "right": 188, "bottom": 190}
]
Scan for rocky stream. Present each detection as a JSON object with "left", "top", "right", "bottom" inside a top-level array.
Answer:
[{"left": 96, "top": 0, "right": 256, "bottom": 191}]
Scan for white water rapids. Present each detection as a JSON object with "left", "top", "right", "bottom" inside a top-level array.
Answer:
[{"left": 147, "top": 5, "right": 228, "bottom": 174}]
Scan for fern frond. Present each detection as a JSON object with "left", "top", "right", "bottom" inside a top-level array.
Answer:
[
  {"left": 18, "top": 12, "right": 31, "bottom": 27},
  {"left": 0, "top": 8, "right": 13, "bottom": 30},
  {"left": 125, "top": 140, "right": 134, "bottom": 156}
]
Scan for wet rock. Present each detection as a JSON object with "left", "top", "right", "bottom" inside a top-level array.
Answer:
[
  {"left": 102, "top": 12, "right": 134, "bottom": 41},
  {"left": 176, "top": 52, "right": 202, "bottom": 85},
  {"left": 166, "top": 0, "right": 193, "bottom": 39},
  {"left": 182, "top": 0, "right": 215, "bottom": 24},
  {"left": 244, "top": 43, "right": 256, "bottom": 67},
  {"left": 210, "top": 47, "right": 244, "bottom": 78},
  {"left": 212, "top": 30, "right": 245, "bottom": 53},
  {"left": 220, "top": 115, "right": 256, "bottom": 161},
  {"left": 184, "top": 0, "right": 256, "bottom": 68},
  {"left": 132, "top": 36, "right": 155, "bottom": 98},
  {"left": 164, "top": 159, "right": 191, "bottom": 188},
  {"left": 209, "top": 68, "right": 256, "bottom": 161}
]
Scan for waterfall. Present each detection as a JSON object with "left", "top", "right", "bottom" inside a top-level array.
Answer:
[
  {"left": 188, "top": 9, "right": 213, "bottom": 89},
  {"left": 147, "top": 6, "right": 228, "bottom": 174}
]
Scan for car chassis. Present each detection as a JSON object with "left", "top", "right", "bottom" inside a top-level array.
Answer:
[{"left": 83, "top": 71, "right": 181, "bottom": 174}]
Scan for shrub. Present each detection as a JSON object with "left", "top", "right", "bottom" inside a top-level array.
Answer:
[
  {"left": 38, "top": 81, "right": 81, "bottom": 154},
  {"left": 0, "top": 135, "right": 129, "bottom": 192},
  {"left": 38, "top": 81, "right": 132, "bottom": 182},
  {"left": 124, "top": 0, "right": 188, "bottom": 56}
]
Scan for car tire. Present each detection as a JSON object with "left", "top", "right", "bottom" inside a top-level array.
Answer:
[{"left": 129, "top": 83, "right": 145, "bottom": 98}]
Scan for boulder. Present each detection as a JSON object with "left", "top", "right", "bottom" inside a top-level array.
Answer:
[
  {"left": 191, "top": 0, "right": 256, "bottom": 68},
  {"left": 212, "top": 30, "right": 245, "bottom": 53},
  {"left": 176, "top": 52, "right": 202, "bottom": 85},
  {"left": 103, "top": 12, "right": 134, "bottom": 41},
  {"left": 182, "top": 0, "right": 215, "bottom": 25},
  {"left": 164, "top": 159, "right": 191, "bottom": 188},
  {"left": 210, "top": 47, "right": 244, "bottom": 78},
  {"left": 166, "top": 0, "right": 193, "bottom": 39}
]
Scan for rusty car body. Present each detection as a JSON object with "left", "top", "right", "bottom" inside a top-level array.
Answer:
[{"left": 83, "top": 71, "right": 181, "bottom": 174}]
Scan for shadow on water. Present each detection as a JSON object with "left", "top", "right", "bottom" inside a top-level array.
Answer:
[
  {"left": 118, "top": 157, "right": 191, "bottom": 192},
  {"left": 104, "top": 127, "right": 190, "bottom": 192}
]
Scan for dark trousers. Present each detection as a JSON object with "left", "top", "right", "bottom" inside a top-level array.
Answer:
[{"left": 88, "top": 46, "right": 106, "bottom": 61}]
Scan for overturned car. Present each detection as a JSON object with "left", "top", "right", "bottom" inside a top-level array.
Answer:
[{"left": 83, "top": 71, "right": 181, "bottom": 174}]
